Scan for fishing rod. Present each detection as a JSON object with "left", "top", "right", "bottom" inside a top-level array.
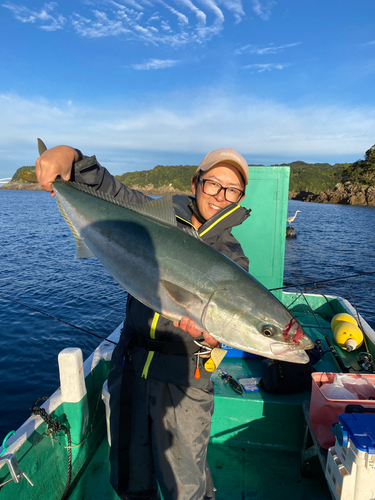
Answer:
[
  {"left": 296, "top": 290, "right": 351, "bottom": 373},
  {"left": 269, "top": 271, "right": 375, "bottom": 292},
  {"left": 345, "top": 283, "right": 375, "bottom": 373},
  {"left": 0, "top": 293, "right": 118, "bottom": 346}
]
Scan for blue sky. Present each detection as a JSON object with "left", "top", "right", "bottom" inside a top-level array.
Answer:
[{"left": 1, "top": 0, "right": 375, "bottom": 179}]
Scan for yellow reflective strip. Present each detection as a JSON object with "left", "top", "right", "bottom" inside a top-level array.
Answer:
[
  {"left": 199, "top": 205, "right": 241, "bottom": 237},
  {"left": 141, "top": 313, "right": 160, "bottom": 379},
  {"left": 150, "top": 313, "right": 159, "bottom": 339},
  {"left": 141, "top": 351, "right": 155, "bottom": 379},
  {"left": 176, "top": 215, "right": 196, "bottom": 228}
]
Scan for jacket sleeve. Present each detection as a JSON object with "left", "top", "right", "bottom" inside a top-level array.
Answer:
[
  {"left": 233, "top": 252, "right": 249, "bottom": 272},
  {"left": 70, "top": 153, "right": 151, "bottom": 205},
  {"left": 222, "top": 233, "right": 249, "bottom": 272}
]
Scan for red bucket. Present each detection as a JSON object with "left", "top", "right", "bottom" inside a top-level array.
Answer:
[{"left": 309, "top": 372, "right": 375, "bottom": 449}]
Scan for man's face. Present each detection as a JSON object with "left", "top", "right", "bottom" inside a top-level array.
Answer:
[{"left": 191, "top": 163, "right": 245, "bottom": 222}]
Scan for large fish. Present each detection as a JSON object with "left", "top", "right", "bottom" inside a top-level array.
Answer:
[{"left": 39, "top": 142, "right": 313, "bottom": 363}]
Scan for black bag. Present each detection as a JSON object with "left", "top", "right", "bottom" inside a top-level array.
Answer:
[
  {"left": 259, "top": 358, "right": 315, "bottom": 394},
  {"left": 259, "top": 342, "right": 322, "bottom": 394}
]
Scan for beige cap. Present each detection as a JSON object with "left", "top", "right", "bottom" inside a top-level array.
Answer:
[{"left": 197, "top": 148, "right": 249, "bottom": 186}]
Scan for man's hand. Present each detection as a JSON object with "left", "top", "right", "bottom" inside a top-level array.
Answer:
[
  {"left": 35, "top": 145, "right": 78, "bottom": 196},
  {"left": 173, "top": 317, "right": 220, "bottom": 348}
]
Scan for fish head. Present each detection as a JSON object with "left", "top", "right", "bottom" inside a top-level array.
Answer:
[{"left": 202, "top": 287, "right": 314, "bottom": 364}]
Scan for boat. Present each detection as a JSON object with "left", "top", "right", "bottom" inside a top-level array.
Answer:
[{"left": 1, "top": 165, "right": 374, "bottom": 500}]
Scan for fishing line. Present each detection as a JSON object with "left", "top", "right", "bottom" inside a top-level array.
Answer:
[
  {"left": 0, "top": 293, "right": 118, "bottom": 346},
  {"left": 295, "top": 289, "right": 351, "bottom": 373},
  {"left": 269, "top": 270, "right": 375, "bottom": 292},
  {"left": 344, "top": 283, "right": 375, "bottom": 372},
  {"left": 332, "top": 243, "right": 375, "bottom": 373}
]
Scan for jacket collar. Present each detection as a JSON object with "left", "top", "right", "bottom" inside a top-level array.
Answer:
[{"left": 172, "top": 194, "right": 251, "bottom": 236}]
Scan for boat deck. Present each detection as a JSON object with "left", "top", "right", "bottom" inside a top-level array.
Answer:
[
  {"left": 68, "top": 426, "right": 330, "bottom": 500},
  {"left": 68, "top": 354, "right": 333, "bottom": 500}
]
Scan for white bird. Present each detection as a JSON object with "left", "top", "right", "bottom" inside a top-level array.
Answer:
[{"left": 287, "top": 210, "right": 301, "bottom": 226}]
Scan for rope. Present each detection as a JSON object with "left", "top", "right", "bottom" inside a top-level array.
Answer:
[
  {"left": 30, "top": 398, "right": 72, "bottom": 499},
  {"left": 270, "top": 270, "right": 375, "bottom": 291}
]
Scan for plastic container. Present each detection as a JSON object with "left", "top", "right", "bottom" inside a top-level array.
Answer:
[
  {"left": 309, "top": 373, "right": 375, "bottom": 449},
  {"left": 101, "top": 380, "right": 111, "bottom": 446},
  {"left": 238, "top": 377, "right": 261, "bottom": 392},
  {"left": 220, "top": 344, "right": 259, "bottom": 358},
  {"left": 325, "top": 413, "right": 375, "bottom": 500}
]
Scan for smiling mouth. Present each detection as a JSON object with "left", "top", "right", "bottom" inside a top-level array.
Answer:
[{"left": 209, "top": 203, "right": 222, "bottom": 210}]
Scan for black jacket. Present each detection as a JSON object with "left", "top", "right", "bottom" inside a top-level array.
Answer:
[{"left": 72, "top": 154, "right": 251, "bottom": 387}]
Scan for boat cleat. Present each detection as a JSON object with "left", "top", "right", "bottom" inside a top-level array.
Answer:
[{"left": 0, "top": 453, "right": 34, "bottom": 490}]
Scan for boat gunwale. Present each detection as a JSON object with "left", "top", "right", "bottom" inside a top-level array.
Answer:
[{"left": 0, "top": 324, "right": 122, "bottom": 469}]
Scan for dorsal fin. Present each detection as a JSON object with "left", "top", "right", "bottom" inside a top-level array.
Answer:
[
  {"left": 37, "top": 138, "right": 47, "bottom": 156},
  {"left": 56, "top": 180, "right": 177, "bottom": 227}
]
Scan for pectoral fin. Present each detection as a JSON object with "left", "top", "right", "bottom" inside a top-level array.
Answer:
[
  {"left": 56, "top": 198, "right": 95, "bottom": 259},
  {"left": 160, "top": 280, "right": 204, "bottom": 310}
]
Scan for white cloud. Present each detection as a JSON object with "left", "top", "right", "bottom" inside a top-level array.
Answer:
[
  {"left": 236, "top": 42, "right": 301, "bottom": 55},
  {"left": 176, "top": 0, "right": 206, "bottom": 25},
  {"left": 1, "top": 91, "right": 374, "bottom": 178},
  {"left": 2, "top": 1, "right": 66, "bottom": 30},
  {"left": 360, "top": 40, "right": 375, "bottom": 47},
  {"left": 131, "top": 58, "right": 179, "bottom": 69},
  {"left": 199, "top": 0, "right": 224, "bottom": 22},
  {"left": 111, "top": 0, "right": 145, "bottom": 10},
  {"left": 250, "top": 0, "right": 276, "bottom": 21},
  {"left": 2, "top": 0, "right": 243, "bottom": 45},
  {"left": 158, "top": 0, "right": 189, "bottom": 25},
  {"left": 217, "top": 0, "right": 244, "bottom": 23},
  {"left": 243, "top": 62, "right": 289, "bottom": 72},
  {"left": 160, "top": 20, "right": 171, "bottom": 30},
  {"left": 71, "top": 11, "right": 131, "bottom": 38}
]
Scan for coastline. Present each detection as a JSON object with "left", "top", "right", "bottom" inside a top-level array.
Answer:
[
  {"left": 3, "top": 181, "right": 375, "bottom": 206},
  {"left": 0, "top": 181, "right": 190, "bottom": 195},
  {"left": 0, "top": 181, "right": 44, "bottom": 191}
]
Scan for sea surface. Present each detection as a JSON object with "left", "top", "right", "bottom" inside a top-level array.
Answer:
[{"left": 1, "top": 191, "right": 375, "bottom": 439}]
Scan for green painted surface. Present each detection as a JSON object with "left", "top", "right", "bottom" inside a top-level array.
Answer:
[
  {"left": 68, "top": 434, "right": 332, "bottom": 500},
  {"left": 208, "top": 444, "right": 330, "bottom": 500},
  {"left": 210, "top": 358, "right": 308, "bottom": 452},
  {"left": 0, "top": 358, "right": 112, "bottom": 499},
  {"left": 233, "top": 166, "right": 290, "bottom": 300}
]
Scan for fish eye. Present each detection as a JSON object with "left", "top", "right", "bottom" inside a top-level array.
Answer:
[{"left": 262, "top": 325, "right": 275, "bottom": 337}]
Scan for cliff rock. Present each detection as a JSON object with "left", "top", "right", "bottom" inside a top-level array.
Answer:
[{"left": 290, "top": 183, "right": 375, "bottom": 206}]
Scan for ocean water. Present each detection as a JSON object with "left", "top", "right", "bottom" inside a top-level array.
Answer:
[{"left": 0, "top": 191, "right": 375, "bottom": 439}]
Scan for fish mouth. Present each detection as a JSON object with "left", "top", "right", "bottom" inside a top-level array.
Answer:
[{"left": 270, "top": 341, "right": 311, "bottom": 363}]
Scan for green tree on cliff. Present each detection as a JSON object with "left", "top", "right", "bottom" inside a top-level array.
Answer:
[{"left": 342, "top": 144, "right": 375, "bottom": 185}]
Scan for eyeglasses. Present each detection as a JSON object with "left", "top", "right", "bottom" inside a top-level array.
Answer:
[{"left": 199, "top": 177, "right": 245, "bottom": 203}]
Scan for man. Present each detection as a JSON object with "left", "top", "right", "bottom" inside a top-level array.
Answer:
[{"left": 36, "top": 146, "right": 250, "bottom": 500}]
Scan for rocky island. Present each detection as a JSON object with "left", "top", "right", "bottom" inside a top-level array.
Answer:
[
  {"left": 290, "top": 182, "right": 375, "bottom": 206},
  {"left": 289, "top": 144, "right": 375, "bottom": 206}
]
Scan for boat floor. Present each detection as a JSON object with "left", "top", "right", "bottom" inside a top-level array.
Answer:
[{"left": 69, "top": 435, "right": 330, "bottom": 500}]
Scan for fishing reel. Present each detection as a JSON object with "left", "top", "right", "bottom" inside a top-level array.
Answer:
[{"left": 356, "top": 352, "right": 374, "bottom": 372}]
